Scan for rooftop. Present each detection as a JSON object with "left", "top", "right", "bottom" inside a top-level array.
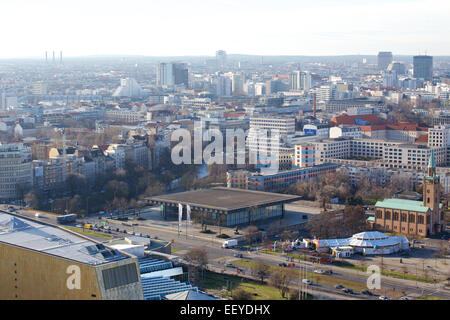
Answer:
[
  {"left": 148, "top": 187, "right": 301, "bottom": 212},
  {"left": 374, "top": 198, "right": 430, "bottom": 213},
  {"left": 0, "top": 212, "right": 128, "bottom": 265}
]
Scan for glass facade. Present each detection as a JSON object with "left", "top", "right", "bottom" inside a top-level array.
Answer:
[{"left": 161, "top": 203, "right": 283, "bottom": 227}]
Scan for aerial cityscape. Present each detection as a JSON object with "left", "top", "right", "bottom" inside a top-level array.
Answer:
[{"left": 0, "top": 0, "right": 448, "bottom": 309}]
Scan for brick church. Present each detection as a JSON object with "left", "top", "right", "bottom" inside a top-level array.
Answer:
[{"left": 374, "top": 151, "right": 446, "bottom": 237}]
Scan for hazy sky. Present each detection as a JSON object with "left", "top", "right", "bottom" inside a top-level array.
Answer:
[{"left": 1, "top": 0, "right": 449, "bottom": 58}]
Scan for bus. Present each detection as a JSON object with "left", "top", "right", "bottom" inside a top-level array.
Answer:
[{"left": 56, "top": 214, "right": 77, "bottom": 224}]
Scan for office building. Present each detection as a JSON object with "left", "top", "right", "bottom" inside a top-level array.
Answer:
[
  {"left": 413, "top": 55, "right": 433, "bottom": 82},
  {"left": 293, "top": 144, "right": 315, "bottom": 168},
  {"left": 377, "top": 52, "right": 393, "bottom": 70},
  {"left": 216, "top": 50, "right": 227, "bottom": 69},
  {"left": 387, "top": 61, "right": 406, "bottom": 75},
  {"left": 156, "top": 63, "right": 189, "bottom": 87},
  {"left": 231, "top": 72, "right": 245, "bottom": 94},
  {"left": 290, "top": 71, "right": 312, "bottom": 91},
  {"left": 0, "top": 144, "right": 33, "bottom": 200},
  {"left": 215, "top": 75, "right": 232, "bottom": 97}
]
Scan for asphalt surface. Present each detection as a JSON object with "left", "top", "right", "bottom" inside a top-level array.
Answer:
[{"left": 6, "top": 205, "right": 450, "bottom": 300}]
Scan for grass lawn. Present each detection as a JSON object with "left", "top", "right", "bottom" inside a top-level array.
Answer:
[
  {"left": 231, "top": 259, "right": 368, "bottom": 292},
  {"left": 335, "top": 261, "right": 436, "bottom": 283},
  {"left": 415, "top": 295, "right": 446, "bottom": 300},
  {"left": 200, "top": 271, "right": 285, "bottom": 300},
  {"left": 171, "top": 247, "right": 182, "bottom": 253},
  {"left": 63, "top": 226, "right": 113, "bottom": 240}
]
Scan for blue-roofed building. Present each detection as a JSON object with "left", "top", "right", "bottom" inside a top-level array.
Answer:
[
  {"left": 312, "top": 231, "right": 410, "bottom": 255},
  {"left": 136, "top": 256, "right": 208, "bottom": 300}
]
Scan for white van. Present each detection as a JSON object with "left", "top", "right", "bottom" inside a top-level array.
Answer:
[{"left": 222, "top": 239, "right": 238, "bottom": 248}]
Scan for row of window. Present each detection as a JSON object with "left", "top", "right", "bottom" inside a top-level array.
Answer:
[{"left": 375, "top": 210, "right": 427, "bottom": 224}]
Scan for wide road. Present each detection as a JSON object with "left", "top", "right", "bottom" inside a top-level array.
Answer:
[{"left": 8, "top": 206, "right": 450, "bottom": 300}]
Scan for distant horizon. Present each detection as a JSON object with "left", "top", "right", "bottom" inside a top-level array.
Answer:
[
  {"left": 0, "top": 52, "right": 448, "bottom": 61},
  {"left": 0, "top": 0, "right": 448, "bottom": 59}
]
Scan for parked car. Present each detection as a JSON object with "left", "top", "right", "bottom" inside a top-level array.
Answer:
[
  {"left": 400, "top": 296, "right": 409, "bottom": 300},
  {"left": 302, "top": 279, "right": 312, "bottom": 285},
  {"left": 342, "top": 288, "right": 353, "bottom": 294},
  {"left": 379, "top": 296, "right": 390, "bottom": 300},
  {"left": 361, "top": 290, "right": 374, "bottom": 296},
  {"left": 335, "top": 284, "right": 344, "bottom": 289},
  {"left": 278, "top": 263, "right": 287, "bottom": 267},
  {"left": 234, "top": 253, "right": 243, "bottom": 258},
  {"left": 226, "top": 263, "right": 236, "bottom": 268}
]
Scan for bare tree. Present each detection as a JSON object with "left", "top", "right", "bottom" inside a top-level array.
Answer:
[
  {"left": 269, "top": 271, "right": 290, "bottom": 298},
  {"left": 243, "top": 225, "right": 259, "bottom": 244},
  {"left": 184, "top": 247, "right": 209, "bottom": 280},
  {"left": 251, "top": 261, "right": 270, "bottom": 284},
  {"left": 24, "top": 190, "right": 40, "bottom": 209}
]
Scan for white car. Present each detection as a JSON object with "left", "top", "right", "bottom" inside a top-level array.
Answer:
[
  {"left": 302, "top": 279, "right": 312, "bottom": 285},
  {"left": 314, "top": 269, "right": 325, "bottom": 274},
  {"left": 379, "top": 296, "right": 390, "bottom": 300},
  {"left": 35, "top": 213, "right": 41, "bottom": 218}
]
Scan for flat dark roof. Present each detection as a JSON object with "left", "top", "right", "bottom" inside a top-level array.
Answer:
[{"left": 147, "top": 187, "right": 301, "bottom": 212}]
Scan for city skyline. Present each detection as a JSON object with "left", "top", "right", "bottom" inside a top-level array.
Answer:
[{"left": 0, "top": 0, "right": 449, "bottom": 58}]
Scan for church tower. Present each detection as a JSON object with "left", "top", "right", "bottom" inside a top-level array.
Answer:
[{"left": 423, "top": 150, "right": 442, "bottom": 234}]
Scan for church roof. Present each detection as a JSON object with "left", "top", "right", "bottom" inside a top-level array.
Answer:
[{"left": 375, "top": 198, "right": 430, "bottom": 213}]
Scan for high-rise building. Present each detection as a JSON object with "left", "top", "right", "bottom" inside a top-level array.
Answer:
[
  {"left": 300, "top": 71, "right": 312, "bottom": 91},
  {"left": 377, "top": 52, "right": 393, "bottom": 70},
  {"left": 247, "top": 116, "right": 295, "bottom": 155},
  {"left": 173, "top": 63, "right": 189, "bottom": 86},
  {"left": 0, "top": 144, "right": 33, "bottom": 200},
  {"left": 383, "top": 71, "right": 398, "bottom": 87},
  {"left": 289, "top": 71, "right": 300, "bottom": 90},
  {"left": 215, "top": 74, "right": 232, "bottom": 97},
  {"left": 387, "top": 61, "right": 406, "bottom": 75},
  {"left": 231, "top": 72, "right": 245, "bottom": 94},
  {"left": 413, "top": 55, "right": 433, "bottom": 82},
  {"left": 216, "top": 50, "right": 227, "bottom": 69},
  {"left": 289, "top": 71, "right": 311, "bottom": 91},
  {"left": 156, "top": 63, "right": 188, "bottom": 87}
]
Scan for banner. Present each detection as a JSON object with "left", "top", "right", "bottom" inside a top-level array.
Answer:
[
  {"left": 187, "top": 204, "right": 191, "bottom": 226},
  {"left": 178, "top": 203, "right": 183, "bottom": 227}
]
